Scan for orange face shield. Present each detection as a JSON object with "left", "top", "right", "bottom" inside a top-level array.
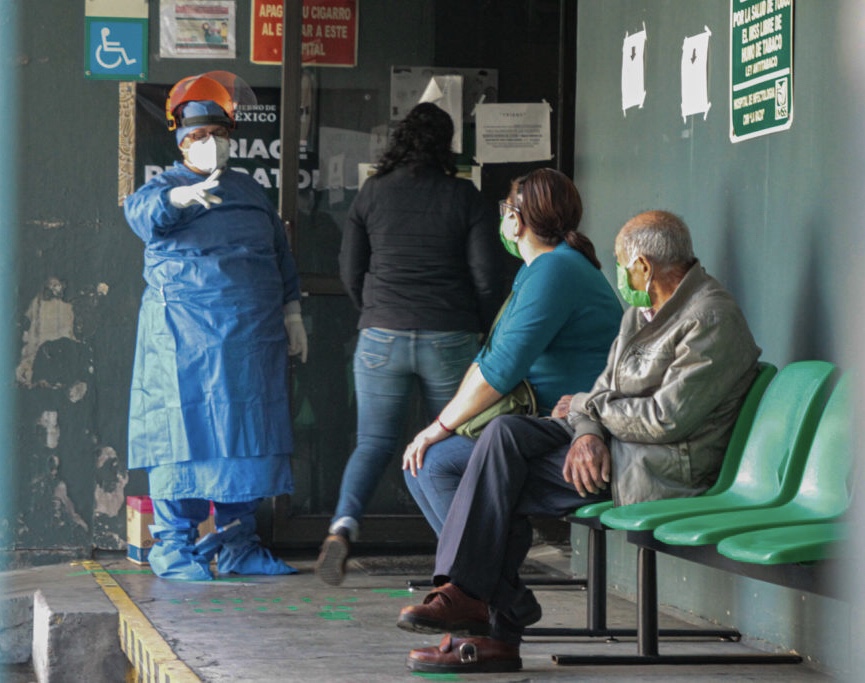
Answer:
[{"left": 165, "top": 74, "right": 235, "bottom": 131}]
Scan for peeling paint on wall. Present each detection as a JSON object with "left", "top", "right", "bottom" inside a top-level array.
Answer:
[
  {"left": 67, "top": 381, "right": 88, "bottom": 403},
  {"left": 93, "top": 446, "right": 129, "bottom": 549},
  {"left": 37, "top": 411, "right": 58, "bottom": 449},
  {"left": 53, "top": 481, "right": 88, "bottom": 531},
  {"left": 16, "top": 277, "right": 76, "bottom": 387},
  {"left": 11, "top": 276, "right": 132, "bottom": 553},
  {"left": 94, "top": 447, "right": 128, "bottom": 518}
]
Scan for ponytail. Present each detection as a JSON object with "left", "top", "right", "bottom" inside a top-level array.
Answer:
[
  {"left": 565, "top": 231, "right": 602, "bottom": 270},
  {"left": 514, "top": 168, "right": 601, "bottom": 270}
]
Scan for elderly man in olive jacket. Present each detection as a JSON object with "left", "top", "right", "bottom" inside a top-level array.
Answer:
[
  {"left": 396, "top": 210, "right": 761, "bottom": 675},
  {"left": 563, "top": 211, "right": 760, "bottom": 505}
]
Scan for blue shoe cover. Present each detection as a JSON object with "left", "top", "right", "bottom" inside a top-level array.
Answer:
[
  {"left": 216, "top": 540, "right": 297, "bottom": 576},
  {"left": 148, "top": 527, "right": 213, "bottom": 581}
]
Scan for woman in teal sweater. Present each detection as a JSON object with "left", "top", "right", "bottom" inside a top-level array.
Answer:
[{"left": 401, "top": 168, "right": 622, "bottom": 537}]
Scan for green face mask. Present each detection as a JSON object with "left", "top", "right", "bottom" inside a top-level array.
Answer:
[
  {"left": 616, "top": 261, "right": 652, "bottom": 308},
  {"left": 499, "top": 216, "right": 522, "bottom": 260}
]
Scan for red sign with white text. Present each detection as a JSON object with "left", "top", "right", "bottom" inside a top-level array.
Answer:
[
  {"left": 250, "top": 0, "right": 284, "bottom": 64},
  {"left": 250, "top": 0, "right": 357, "bottom": 67}
]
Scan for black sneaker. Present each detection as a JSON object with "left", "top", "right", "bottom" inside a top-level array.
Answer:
[{"left": 315, "top": 533, "right": 350, "bottom": 586}]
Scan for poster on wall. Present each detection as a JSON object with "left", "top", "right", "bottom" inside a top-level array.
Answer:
[
  {"left": 249, "top": 0, "right": 357, "bottom": 67},
  {"left": 621, "top": 24, "right": 647, "bottom": 115},
  {"left": 418, "top": 74, "right": 464, "bottom": 153},
  {"left": 730, "top": 0, "right": 793, "bottom": 142},
  {"left": 474, "top": 102, "right": 552, "bottom": 165},
  {"left": 250, "top": 0, "right": 284, "bottom": 64},
  {"left": 681, "top": 27, "right": 712, "bottom": 121},
  {"left": 390, "top": 67, "right": 498, "bottom": 122},
  {"left": 301, "top": 0, "right": 357, "bottom": 67},
  {"left": 159, "top": 0, "right": 237, "bottom": 59},
  {"left": 390, "top": 66, "right": 498, "bottom": 157}
]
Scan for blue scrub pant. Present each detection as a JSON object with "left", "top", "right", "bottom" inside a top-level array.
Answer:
[
  {"left": 152, "top": 498, "right": 260, "bottom": 535},
  {"left": 332, "top": 328, "right": 478, "bottom": 527}
]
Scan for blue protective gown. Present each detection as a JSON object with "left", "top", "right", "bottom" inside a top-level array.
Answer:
[{"left": 124, "top": 162, "right": 300, "bottom": 502}]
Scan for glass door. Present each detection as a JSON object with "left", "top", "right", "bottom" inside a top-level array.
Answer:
[{"left": 274, "top": 0, "right": 574, "bottom": 550}]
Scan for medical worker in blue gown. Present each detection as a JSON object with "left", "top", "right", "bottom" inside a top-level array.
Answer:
[{"left": 123, "top": 72, "right": 308, "bottom": 580}]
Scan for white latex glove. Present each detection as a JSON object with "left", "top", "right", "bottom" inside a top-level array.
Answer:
[
  {"left": 284, "top": 310, "right": 308, "bottom": 363},
  {"left": 168, "top": 170, "right": 223, "bottom": 209}
]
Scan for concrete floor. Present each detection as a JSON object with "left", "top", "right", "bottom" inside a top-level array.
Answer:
[{"left": 2, "top": 544, "right": 839, "bottom": 682}]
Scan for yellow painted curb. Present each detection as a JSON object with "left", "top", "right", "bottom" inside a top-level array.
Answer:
[{"left": 81, "top": 560, "right": 200, "bottom": 683}]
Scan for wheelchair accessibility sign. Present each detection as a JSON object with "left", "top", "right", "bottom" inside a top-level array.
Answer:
[{"left": 85, "top": 18, "right": 147, "bottom": 80}]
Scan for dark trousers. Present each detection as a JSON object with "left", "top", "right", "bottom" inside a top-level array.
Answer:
[{"left": 433, "top": 415, "right": 610, "bottom": 641}]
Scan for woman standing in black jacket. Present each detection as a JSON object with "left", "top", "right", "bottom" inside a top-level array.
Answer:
[{"left": 316, "top": 103, "right": 500, "bottom": 585}]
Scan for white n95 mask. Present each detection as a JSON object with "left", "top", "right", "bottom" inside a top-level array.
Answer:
[{"left": 186, "top": 136, "right": 230, "bottom": 174}]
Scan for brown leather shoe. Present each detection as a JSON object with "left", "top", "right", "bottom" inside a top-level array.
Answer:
[
  {"left": 315, "top": 534, "right": 349, "bottom": 586},
  {"left": 406, "top": 634, "right": 521, "bottom": 673},
  {"left": 397, "top": 582, "right": 490, "bottom": 635}
]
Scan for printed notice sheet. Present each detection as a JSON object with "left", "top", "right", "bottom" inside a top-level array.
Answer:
[{"left": 474, "top": 102, "right": 552, "bottom": 164}]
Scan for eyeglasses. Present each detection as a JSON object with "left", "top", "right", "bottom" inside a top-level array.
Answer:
[
  {"left": 498, "top": 200, "right": 521, "bottom": 218},
  {"left": 185, "top": 127, "right": 231, "bottom": 142}
]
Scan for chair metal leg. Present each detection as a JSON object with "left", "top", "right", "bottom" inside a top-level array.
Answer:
[
  {"left": 587, "top": 524, "right": 607, "bottom": 631},
  {"left": 528, "top": 527, "right": 740, "bottom": 640},
  {"left": 552, "top": 544, "right": 802, "bottom": 665},
  {"left": 637, "top": 546, "right": 659, "bottom": 656}
]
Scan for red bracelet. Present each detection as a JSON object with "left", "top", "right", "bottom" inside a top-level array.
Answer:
[{"left": 437, "top": 417, "right": 454, "bottom": 433}]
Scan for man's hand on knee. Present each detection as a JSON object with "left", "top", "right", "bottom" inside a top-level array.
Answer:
[
  {"left": 562, "top": 434, "right": 611, "bottom": 497},
  {"left": 551, "top": 394, "right": 574, "bottom": 419}
]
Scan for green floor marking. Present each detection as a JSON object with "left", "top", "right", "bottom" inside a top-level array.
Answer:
[
  {"left": 410, "top": 674, "right": 462, "bottom": 681},
  {"left": 317, "top": 611, "right": 353, "bottom": 620},
  {"left": 286, "top": 605, "right": 299, "bottom": 611},
  {"left": 372, "top": 588, "right": 413, "bottom": 598},
  {"left": 302, "top": 597, "right": 312, "bottom": 602}
]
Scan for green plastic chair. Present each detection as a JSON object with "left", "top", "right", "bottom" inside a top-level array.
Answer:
[
  {"left": 718, "top": 521, "right": 848, "bottom": 565},
  {"left": 534, "top": 362, "right": 776, "bottom": 640},
  {"left": 600, "top": 360, "right": 837, "bottom": 534},
  {"left": 654, "top": 374, "right": 852, "bottom": 546},
  {"left": 554, "top": 360, "right": 837, "bottom": 667}
]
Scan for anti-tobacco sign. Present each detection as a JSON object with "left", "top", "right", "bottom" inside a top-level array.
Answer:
[{"left": 730, "top": 0, "right": 794, "bottom": 142}]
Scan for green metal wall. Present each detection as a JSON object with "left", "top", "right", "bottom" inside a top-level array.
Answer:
[{"left": 569, "top": 1, "right": 861, "bottom": 675}]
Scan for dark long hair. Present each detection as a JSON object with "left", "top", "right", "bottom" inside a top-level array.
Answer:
[
  {"left": 374, "top": 103, "right": 457, "bottom": 177},
  {"left": 511, "top": 168, "right": 601, "bottom": 270}
]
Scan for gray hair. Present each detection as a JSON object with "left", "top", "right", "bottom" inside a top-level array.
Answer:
[{"left": 619, "top": 210, "right": 695, "bottom": 270}]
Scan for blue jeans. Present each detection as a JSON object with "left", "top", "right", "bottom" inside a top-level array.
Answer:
[
  {"left": 404, "top": 435, "right": 475, "bottom": 536},
  {"left": 332, "top": 328, "right": 479, "bottom": 526}
]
